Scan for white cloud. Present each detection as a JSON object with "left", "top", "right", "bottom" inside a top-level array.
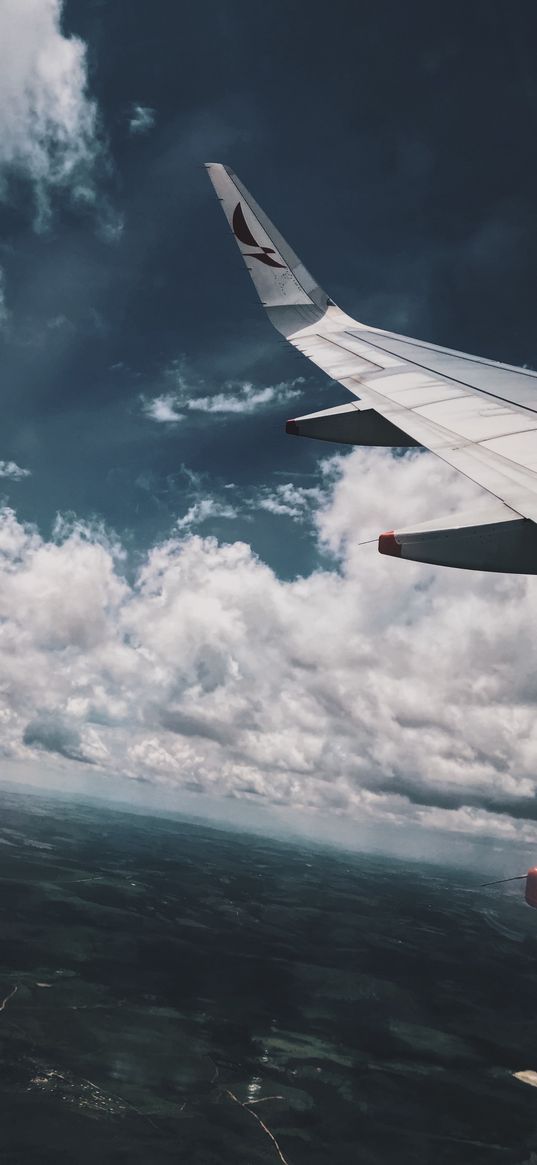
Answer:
[
  {"left": 0, "top": 461, "right": 31, "bottom": 481},
  {"left": 175, "top": 497, "right": 238, "bottom": 530},
  {"left": 255, "top": 481, "right": 324, "bottom": 520},
  {"left": 144, "top": 394, "right": 185, "bottom": 424},
  {"left": 0, "top": 0, "right": 106, "bottom": 230},
  {"left": 128, "top": 104, "right": 156, "bottom": 136},
  {"left": 143, "top": 373, "right": 305, "bottom": 421},
  {"left": 184, "top": 379, "right": 304, "bottom": 415},
  {"left": 1, "top": 450, "right": 537, "bottom": 846}
]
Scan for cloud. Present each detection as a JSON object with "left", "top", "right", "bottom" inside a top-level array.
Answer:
[
  {"left": 144, "top": 394, "right": 185, "bottom": 424},
  {"left": 255, "top": 481, "right": 324, "bottom": 520},
  {"left": 175, "top": 497, "right": 238, "bottom": 530},
  {"left": 128, "top": 104, "right": 156, "bottom": 136},
  {"left": 0, "top": 461, "right": 31, "bottom": 481},
  {"left": 1, "top": 449, "right": 537, "bottom": 846},
  {"left": 143, "top": 371, "right": 305, "bottom": 422},
  {"left": 0, "top": 0, "right": 106, "bottom": 230},
  {"left": 23, "top": 714, "right": 106, "bottom": 765},
  {"left": 183, "top": 379, "right": 304, "bottom": 415}
]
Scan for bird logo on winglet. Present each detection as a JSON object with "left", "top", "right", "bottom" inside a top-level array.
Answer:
[{"left": 232, "top": 202, "right": 285, "bottom": 268}]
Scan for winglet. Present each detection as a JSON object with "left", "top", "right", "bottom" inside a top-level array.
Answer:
[{"left": 205, "top": 163, "right": 331, "bottom": 329}]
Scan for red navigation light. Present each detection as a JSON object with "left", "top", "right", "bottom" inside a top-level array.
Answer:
[
  {"left": 378, "top": 531, "right": 402, "bottom": 558},
  {"left": 525, "top": 868, "right": 537, "bottom": 909}
]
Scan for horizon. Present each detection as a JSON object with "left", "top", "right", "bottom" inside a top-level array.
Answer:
[{"left": 1, "top": 768, "right": 534, "bottom": 883}]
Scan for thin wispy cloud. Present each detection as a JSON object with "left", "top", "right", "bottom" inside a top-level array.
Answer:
[
  {"left": 184, "top": 379, "right": 304, "bottom": 414},
  {"left": 128, "top": 104, "right": 156, "bottom": 136},
  {"left": 175, "top": 497, "right": 238, "bottom": 530},
  {"left": 255, "top": 482, "right": 324, "bottom": 520},
  {"left": 143, "top": 368, "right": 305, "bottom": 423}
]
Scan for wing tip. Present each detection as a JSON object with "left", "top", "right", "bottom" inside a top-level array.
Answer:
[{"left": 378, "top": 531, "right": 402, "bottom": 558}]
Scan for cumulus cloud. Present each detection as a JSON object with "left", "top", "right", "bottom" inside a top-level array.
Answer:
[
  {"left": 128, "top": 104, "right": 156, "bottom": 136},
  {"left": 0, "top": 0, "right": 107, "bottom": 230},
  {"left": 143, "top": 375, "right": 305, "bottom": 422},
  {"left": 0, "top": 461, "right": 31, "bottom": 480},
  {"left": 1, "top": 450, "right": 537, "bottom": 844}
]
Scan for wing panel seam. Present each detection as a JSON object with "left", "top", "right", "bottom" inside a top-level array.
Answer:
[
  {"left": 342, "top": 331, "right": 537, "bottom": 417},
  {"left": 348, "top": 327, "right": 537, "bottom": 381}
]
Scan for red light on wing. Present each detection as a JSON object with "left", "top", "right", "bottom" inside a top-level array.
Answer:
[
  {"left": 378, "top": 531, "right": 402, "bottom": 558},
  {"left": 525, "top": 868, "right": 537, "bottom": 908}
]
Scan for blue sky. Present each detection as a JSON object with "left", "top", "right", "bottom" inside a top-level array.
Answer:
[{"left": 1, "top": 0, "right": 537, "bottom": 860}]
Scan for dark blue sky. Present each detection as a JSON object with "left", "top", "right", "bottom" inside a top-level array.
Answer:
[{"left": 2, "top": 0, "right": 537, "bottom": 575}]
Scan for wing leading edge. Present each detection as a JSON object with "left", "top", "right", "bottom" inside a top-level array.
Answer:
[{"left": 206, "top": 163, "right": 537, "bottom": 573}]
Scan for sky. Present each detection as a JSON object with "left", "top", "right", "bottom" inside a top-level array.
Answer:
[{"left": 1, "top": 0, "right": 537, "bottom": 861}]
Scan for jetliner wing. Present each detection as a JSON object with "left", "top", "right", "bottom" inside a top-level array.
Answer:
[{"left": 206, "top": 163, "right": 537, "bottom": 572}]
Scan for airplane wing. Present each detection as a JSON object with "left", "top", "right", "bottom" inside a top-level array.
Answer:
[{"left": 206, "top": 162, "right": 537, "bottom": 573}]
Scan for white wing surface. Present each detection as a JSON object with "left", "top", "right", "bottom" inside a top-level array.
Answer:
[{"left": 206, "top": 163, "right": 537, "bottom": 572}]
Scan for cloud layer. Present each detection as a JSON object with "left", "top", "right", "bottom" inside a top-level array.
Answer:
[{"left": 1, "top": 448, "right": 537, "bottom": 845}]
